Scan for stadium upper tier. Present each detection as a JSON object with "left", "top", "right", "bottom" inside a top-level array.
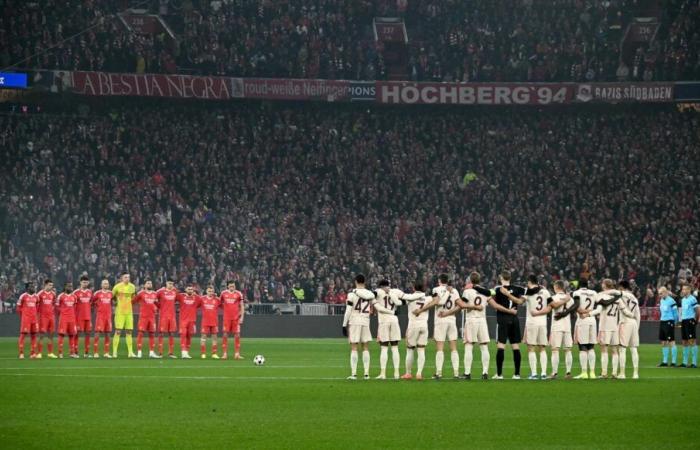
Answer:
[
  {"left": 0, "top": 102, "right": 698, "bottom": 305},
  {"left": 2, "top": 0, "right": 698, "bottom": 82}
]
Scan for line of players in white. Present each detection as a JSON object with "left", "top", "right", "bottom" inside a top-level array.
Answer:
[{"left": 342, "top": 273, "right": 640, "bottom": 380}]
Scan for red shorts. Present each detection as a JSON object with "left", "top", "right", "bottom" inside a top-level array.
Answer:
[
  {"left": 159, "top": 316, "right": 177, "bottom": 333},
  {"left": 58, "top": 319, "right": 77, "bottom": 336},
  {"left": 222, "top": 318, "right": 240, "bottom": 334},
  {"left": 77, "top": 319, "right": 92, "bottom": 332},
  {"left": 180, "top": 321, "right": 196, "bottom": 337},
  {"left": 138, "top": 317, "right": 156, "bottom": 333},
  {"left": 94, "top": 315, "right": 112, "bottom": 333},
  {"left": 20, "top": 319, "right": 38, "bottom": 334},
  {"left": 201, "top": 324, "right": 218, "bottom": 335},
  {"left": 40, "top": 316, "right": 55, "bottom": 333}
]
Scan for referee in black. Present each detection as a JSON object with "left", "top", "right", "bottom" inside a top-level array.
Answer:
[{"left": 488, "top": 270, "right": 527, "bottom": 379}]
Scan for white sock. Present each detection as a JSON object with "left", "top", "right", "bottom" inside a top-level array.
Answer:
[
  {"left": 619, "top": 347, "right": 626, "bottom": 375},
  {"left": 588, "top": 350, "right": 596, "bottom": 373},
  {"left": 481, "top": 345, "right": 490, "bottom": 374},
  {"left": 631, "top": 347, "right": 639, "bottom": 375},
  {"left": 417, "top": 348, "right": 426, "bottom": 376},
  {"left": 350, "top": 350, "right": 358, "bottom": 376},
  {"left": 528, "top": 351, "right": 537, "bottom": 375},
  {"left": 579, "top": 350, "right": 588, "bottom": 372},
  {"left": 435, "top": 350, "right": 444, "bottom": 376},
  {"left": 565, "top": 350, "right": 572, "bottom": 374},
  {"left": 405, "top": 348, "right": 414, "bottom": 374},
  {"left": 551, "top": 351, "right": 559, "bottom": 375},
  {"left": 539, "top": 350, "right": 548, "bottom": 376},
  {"left": 450, "top": 351, "right": 459, "bottom": 377},
  {"left": 391, "top": 346, "right": 400, "bottom": 377},
  {"left": 379, "top": 346, "right": 388, "bottom": 376},
  {"left": 601, "top": 350, "right": 608, "bottom": 375},
  {"left": 611, "top": 351, "right": 619, "bottom": 376},
  {"left": 362, "top": 350, "right": 370, "bottom": 376},
  {"left": 464, "top": 344, "right": 473, "bottom": 375}
]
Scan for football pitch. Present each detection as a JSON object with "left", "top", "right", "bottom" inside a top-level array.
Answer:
[{"left": 1, "top": 337, "right": 698, "bottom": 449}]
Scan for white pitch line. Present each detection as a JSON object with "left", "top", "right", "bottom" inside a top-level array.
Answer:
[{"left": 0, "top": 365, "right": 348, "bottom": 370}]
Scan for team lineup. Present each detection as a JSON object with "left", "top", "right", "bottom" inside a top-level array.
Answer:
[
  {"left": 343, "top": 271, "right": 699, "bottom": 381},
  {"left": 15, "top": 273, "right": 246, "bottom": 360}
]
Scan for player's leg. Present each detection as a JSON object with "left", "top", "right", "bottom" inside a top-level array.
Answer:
[
  {"left": 378, "top": 341, "right": 388, "bottom": 379},
  {"left": 433, "top": 323, "right": 446, "bottom": 379},
  {"left": 389, "top": 324, "right": 401, "bottom": 379},
  {"left": 83, "top": 321, "right": 91, "bottom": 357},
  {"left": 200, "top": 329, "right": 208, "bottom": 359},
  {"left": 464, "top": 342, "right": 474, "bottom": 378},
  {"left": 448, "top": 332, "right": 459, "bottom": 378},
  {"left": 551, "top": 345, "right": 560, "bottom": 378},
  {"left": 29, "top": 324, "right": 38, "bottom": 358},
  {"left": 168, "top": 331, "right": 175, "bottom": 357},
  {"left": 403, "top": 344, "right": 415, "bottom": 379},
  {"left": 618, "top": 344, "right": 627, "bottom": 378},
  {"left": 479, "top": 344, "right": 490, "bottom": 378},
  {"left": 495, "top": 321, "right": 507, "bottom": 379},
  {"left": 211, "top": 327, "right": 219, "bottom": 358},
  {"left": 681, "top": 322, "right": 690, "bottom": 367},
  {"left": 527, "top": 344, "right": 538, "bottom": 378},
  {"left": 576, "top": 343, "right": 588, "bottom": 378},
  {"left": 349, "top": 339, "right": 359, "bottom": 379},
  {"left": 587, "top": 344, "right": 596, "bottom": 378},
  {"left": 136, "top": 325, "right": 144, "bottom": 357},
  {"left": 70, "top": 325, "right": 79, "bottom": 357},
  {"left": 233, "top": 321, "right": 242, "bottom": 358},
  {"left": 18, "top": 331, "right": 26, "bottom": 358},
  {"left": 610, "top": 345, "right": 619, "bottom": 377},
  {"left": 361, "top": 340, "right": 371, "bottom": 378},
  {"left": 600, "top": 342, "right": 608, "bottom": 377},
  {"left": 125, "top": 314, "right": 135, "bottom": 357},
  {"left": 510, "top": 320, "right": 522, "bottom": 378},
  {"left": 416, "top": 345, "right": 426, "bottom": 379},
  {"left": 563, "top": 332, "right": 573, "bottom": 378},
  {"left": 222, "top": 323, "right": 230, "bottom": 359}
]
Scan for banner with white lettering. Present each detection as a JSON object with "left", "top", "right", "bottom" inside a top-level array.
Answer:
[{"left": 574, "top": 83, "right": 674, "bottom": 103}]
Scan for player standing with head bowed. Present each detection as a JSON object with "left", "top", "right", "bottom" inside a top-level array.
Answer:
[
  {"left": 74, "top": 276, "right": 93, "bottom": 358},
  {"left": 17, "top": 282, "right": 39, "bottom": 359},
  {"left": 490, "top": 270, "right": 527, "bottom": 379},
  {"left": 220, "top": 280, "right": 245, "bottom": 360},
  {"left": 37, "top": 279, "right": 57, "bottom": 358},
  {"left": 91, "top": 279, "right": 114, "bottom": 358},
  {"left": 534, "top": 280, "right": 576, "bottom": 379},
  {"left": 588, "top": 279, "right": 622, "bottom": 378},
  {"left": 112, "top": 272, "right": 137, "bottom": 358},
  {"left": 657, "top": 286, "right": 678, "bottom": 367},
  {"left": 678, "top": 284, "right": 699, "bottom": 368},
  {"left": 519, "top": 275, "right": 551, "bottom": 380},
  {"left": 373, "top": 280, "right": 405, "bottom": 380},
  {"left": 342, "top": 274, "right": 377, "bottom": 380},
  {"left": 133, "top": 279, "right": 160, "bottom": 358},
  {"left": 177, "top": 284, "right": 199, "bottom": 359},
  {"left": 198, "top": 285, "right": 221, "bottom": 359},
  {"left": 401, "top": 283, "right": 430, "bottom": 380},
  {"left": 617, "top": 280, "right": 640, "bottom": 378},
  {"left": 156, "top": 279, "right": 178, "bottom": 358},
  {"left": 572, "top": 279, "right": 597, "bottom": 379},
  {"left": 56, "top": 282, "right": 78, "bottom": 358}
]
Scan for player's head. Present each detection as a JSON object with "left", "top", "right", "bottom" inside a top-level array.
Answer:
[
  {"left": 120, "top": 272, "right": 130, "bottom": 283},
  {"left": 601, "top": 278, "right": 615, "bottom": 290},
  {"left": 499, "top": 270, "right": 511, "bottom": 284},
  {"left": 438, "top": 273, "right": 449, "bottom": 285},
  {"left": 527, "top": 274, "right": 538, "bottom": 287},
  {"left": 354, "top": 274, "right": 366, "bottom": 287},
  {"left": 658, "top": 286, "right": 668, "bottom": 298},
  {"left": 681, "top": 284, "right": 692, "bottom": 297},
  {"left": 553, "top": 280, "right": 566, "bottom": 293},
  {"left": 206, "top": 285, "right": 215, "bottom": 295},
  {"left": 166, "top": 278, "right": 175, "bottom": 289},
  {"left": 79, "top": 275, "right": 89, "bottom": 289},
  {"left": 25, "top": 282, "right": 35, "bottom": 294},
  {"left": 64, "top": 282, "right": 73, "bottom": 293},
  {"left": 227, "top": 280, "right": 236, "bottom": 290},
  {"left": 101, "top": 279, "right": 110, "bottom": 290},
  {"left": 378, "top": 279, "right": 390, "bottom": 291},
  {"left": 413, "top": 282, "right": 424, "bottom": 292},
  {"left": 144, "top": 279, "right": 153, "bottom": 291},
  {"left": 469, "top": 272, "right": 480, "bottom": 285},
  {"left": 619, "top": 280, "right": 631, "bottom": 291},
  {"left": 43, "top": 279, "right": 53, "bottom": 291},
  {"left": 578, "top": 279, "right": 588, "bottom": 289},
  {"left": 185, "top": 284, "right": 194, "bottom": 295}
]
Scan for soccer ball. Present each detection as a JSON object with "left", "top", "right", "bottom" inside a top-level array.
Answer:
[{"left": 253, "top": 355, "right": 265, "bottom": 366}]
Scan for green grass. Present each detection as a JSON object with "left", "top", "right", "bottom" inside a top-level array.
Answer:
[{"left": 1, "top": 337, "right": 698, "bottom": 449}]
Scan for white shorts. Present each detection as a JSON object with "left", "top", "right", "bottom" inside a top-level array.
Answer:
[
  {"left": 434, "top": 321, "right": 458, "bottom": 342},
  {"left": 598, "top": 330, "right": 619, "bottom": 346},
  {"left": 464, "top": 319, "right": 489, "bottom": 344},
  {"left": 549, "top": 331, "right": 573, "bottom": 349},
  {"left": 575, "top": 319, "right": 597, "bottom": 345},
  {"left": 524, "top": 324, "right": 548, "bottom": 346},
  {"left": 378, "top": 321, "right": 401, "bottom": 343},
  {"left": 619, "top": 322, "right": 639, "bottom": 347},
  {"left": 406, "top": 326, "right": 429, "bottom": 347},
  {"left": 348, "top": 324, "right": 372, "bottom": 344}
]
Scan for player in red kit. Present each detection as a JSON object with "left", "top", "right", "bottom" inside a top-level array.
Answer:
[
  {"left": 176, "top": 284, "right": 200, "bottom": 359},
  {"left": 74, "top": 275, "right": 93, "bottom": 357},
  {"left": 17, "top": 282, "right": 39, "bottom": 359},
  {"left": 198, "top": 285, "right": 221, "bottom": 359},
  {"left": 156, "top": 279, "right": 178, "bottom": 358},
  {"left": 37, "top": 279, "right": 57, "bottom": 358},
  {"left": 220, "top": 281, "right": 245, "bottom": 359},
  {"left": 92, "top": 279, "right": 114, "bottom": 358},
  {"left": 56, "top": 282, "right": 78, "bottom": 358},
  {"left": 133, "top": 280, "right": 161, "bottom": 358}
]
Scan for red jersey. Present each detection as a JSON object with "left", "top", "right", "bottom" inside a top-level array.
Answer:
[
  {"left": 18, "top": 293, "right": 39, "bottom": 322},
  {"left": 220, "top": 289, "right": 244, "bottom": 320},
  {"left": 156, "top": 287, "right": 178, "bottom": 318},
  {"left": 199, "top": 295, "right": 220, "bottom": 326},
  {"left": 56, "top": 293, "right": 77, "bottom": 321},
  {"left": 37, "top": 290, "right": 56, "bottom": 317},
  {"left": 133, "top": 290, "right": 159, "bottom": 319},
  {"left": 73, "top": 289, "right": 93, "bottom": 321},
  {"left": 92, "top": 290, "right": 113, "bottom": 317},
  {"left": 177, "top": 293, "right": 199, "bottom": 324}
]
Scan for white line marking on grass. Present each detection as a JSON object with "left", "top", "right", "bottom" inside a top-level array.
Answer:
[
  {"left": 1, "top": 373, "right": 343, "bottom": 381},
  {"left": 0, "top": 365, "right": 348, "bottom": 370}
]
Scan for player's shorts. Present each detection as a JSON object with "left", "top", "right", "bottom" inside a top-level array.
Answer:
[
  {"left": 94, "top": 315, "right": 112, "bottom": 333},
  {"left": 180, "top": 321, "right": 196, "bottom": 337},
  {"left": 433, "top": 321, "right": 458, "bottom": 342},
  {"left": 378, "top": 321, "right": 401, "bottom": 342},
  {"left": 464, "top": 319, "right": 489, "bottom": 344},
  {"left": 39, "top": 316, "right": 55, "bottom": 333},
  {"left": 222, "top": 318, "right": 240, "bottom": 334},
  {"left": 523, "top": 324, "right": 547, "bottom": 346},
  {"left": 20, "top": 318, "right": 38, "bottom": 334},
  {"left": 619, "top": 321, "right": 639, "bottom": 347},
  {"left": 138, "top": 317, "right": 157, "bottom": 333},
  {"left": 58, "top": 319, "right": 77, "bottom": 335},
  {"left": 659, "top": 320, "right": 676, "bottom": 341},
  {"left": 496, "top": 318, "right": 521, "bottom": 344},
  {"left": 575, "top": 318, "right": 597, "bottom": 345},
  {"left": 201, "top": 325, "right": 218, "bottom": 335},
  {"left": 114, "top": 313, "right": 133, "bottom": 330},
  {"left": 77, "top": 319, "right": 92, "bottom": 332},
  {"left": 598, "top": 330, "right": 619, "bottom": 346},
  {"left": 159, "top": 316, "right": 177, "bottom": 333},
  {"left": 681, "top": 319, "right": 697, "bottom": 340},
  {"left": 549, "top": 331, "right": 573, "bottom": 348},
  {"left": 406, "top": 326, "right": 429, "bottom": 347},
  {"left": 348, "top": 324, "right": 372, "bottom": 344}
]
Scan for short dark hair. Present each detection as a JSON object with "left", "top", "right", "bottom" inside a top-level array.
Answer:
[
  {"left": 500, "top": 270, "right": 511, "bottom": 281},
  {"left": 527, "top": 274, "right": 538, "bottom": 284},
  {"left": 355, "top": 274, "right": 366, "bottom": 284},
  {"left": 166, "top": 278, "right": 175, "bottom": 283},
  {"left": 413, "top": 282, "right": 424, "bottom": 292},
  {"left": 579, "top": 279, "right": 588, "bottom": 288},
  {"left": 438, "top": 273, "right": 449, "bottom": 284},
  {"left": 80, "top": 275, "right": 89, "bottom": 282},
  {"left": 378, "top": 279, "right": 390, "bottom": 288},
  {"left": 554, "top": 280, "right": 566, "bottom": 291},
  {"left": 44, "top": 279, "right": 53, "bottom": 285},
  {"left": 619, "top": 280, "right": 631, "bottom": 290},
  {"left": 120, "top": 272, "right": 129, "bottom": 277},
  {"left": 227, "top": 280, "right": 236, "bottom": 286},
  {"left": 469, "top": 272, "right": 480, "bottom": 284}
]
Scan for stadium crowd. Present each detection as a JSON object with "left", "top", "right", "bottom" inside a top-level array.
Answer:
[
  {"left": 2, "top": 0, "right": 699, "bottom": 81},
  {"left": 1, "top": 102, "right": 698, "bottom": 309}
]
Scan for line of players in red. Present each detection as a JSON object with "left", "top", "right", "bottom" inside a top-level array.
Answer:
[{"left": 15, "top": 277, "right": 245, "bottom": 360}]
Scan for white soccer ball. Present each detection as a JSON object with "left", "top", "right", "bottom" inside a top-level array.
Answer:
[{"left": 253, "top": 354, "right": 265, "bottom": 366}]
